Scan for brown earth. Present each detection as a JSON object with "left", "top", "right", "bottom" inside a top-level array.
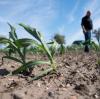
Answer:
[{"left": 0, "top": 51, "right": 100, "bottom": 99}]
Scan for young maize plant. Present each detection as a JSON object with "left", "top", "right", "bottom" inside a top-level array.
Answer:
[
  {"left": 0, "top": 23, "right": 51, "bottom": 76},
  {"left": 89, "top": 40, "right": 100, "bottom": 65},
  {"left": 58, "top": 44, "right": 66, "bottom": 55},
  {"left": 19, "top": 23, "right": 57, "bottom": 80},
  {"left": 47, "top": 40, "right": 58, "bottom": 57},
  {"left": 54, "top": 33, "right": 66, "bottom": 55}
]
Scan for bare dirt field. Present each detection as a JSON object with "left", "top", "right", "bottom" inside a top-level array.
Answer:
[{"left": 0, "top": 52, "right": 100, "bottom": 99}]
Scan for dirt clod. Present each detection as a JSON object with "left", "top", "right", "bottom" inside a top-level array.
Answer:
[
  {"left": 69, "top": 95, "right": 77, "bottom": 99},
  {"left": 48, "top": 91, "right": 54, "bottom": 97}
]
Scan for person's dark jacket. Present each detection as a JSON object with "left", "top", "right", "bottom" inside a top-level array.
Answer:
[{"left": 81, "top": 16, "right": 93, "bottom": 31}]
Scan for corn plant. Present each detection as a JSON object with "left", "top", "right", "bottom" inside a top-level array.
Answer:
[
  {"left": 31, "top": 43, "right": 47, "bottom": 54},
  {"left": 19, "top": 23, "right": 56, "bottom": 80},
  {"left": 93, "top": 29, "right": 100, "bottom": 46},
  {"left": 92, "top": 29, "right": 100, "bottom": 65},
  {"left": 0, "top": 23, "right": 51, "bottom": 76},
  {"left": 90, "top": 41, "right": 100, "bottom": 65},
  {"left": 47, "top": 40, "right": 58, "bottom": 57},
  {"left": 54, "top": 33, "right": 66, "bottom": 54}
]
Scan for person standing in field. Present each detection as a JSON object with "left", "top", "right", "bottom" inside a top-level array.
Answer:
[{"left": 81, "top": 10, "right": 93, "bottom": 52}]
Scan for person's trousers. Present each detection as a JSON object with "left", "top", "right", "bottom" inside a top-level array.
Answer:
[{"left": 84, "top": 31, "right": 91, "bottom": 52}]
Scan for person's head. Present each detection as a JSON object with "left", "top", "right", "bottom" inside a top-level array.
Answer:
[{"left": 86, "top": 10, "right": 91, "bottom": 17}]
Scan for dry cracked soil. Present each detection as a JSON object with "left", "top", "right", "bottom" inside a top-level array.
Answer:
[{"left": 0, "top": 51, "right": 100, "bottom": 99}]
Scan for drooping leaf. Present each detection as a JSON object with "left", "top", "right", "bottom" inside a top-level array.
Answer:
[
  {"left": 0, "top": 36, "right": 17, "bottom": 50},
  {"left": 31, "top": 67, "right": 53, "bottom": 80},
  {"left": 2, "top": 56, "right": 23, "bottom": 63},
  {"left": 12, "top": 60, "right": 51, "bottom": 74},
  {"left": 54, "top": 33, "right": 65, "bottom": 44},
  {"left": 19, "top": 23, "right": 41, "bottom": 41},
  {"left": 0, "top": 37, "right": 9, "bottom": 44},
  {"left": 14, "top": 38, "right": 38, "bottom": 48},
  {"left": 47, "top": 40, "right": 58, "bottom": 57},
  {"left": 8, "top": 23, "right": 18, "bottom": 41},
  {"left": 19, "top": 23, "right": 54, "bottom": 66}
]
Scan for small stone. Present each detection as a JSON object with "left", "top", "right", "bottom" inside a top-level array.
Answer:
[
  {"left": 66, "top": 84, "right": 71, "bottom": 87},
  {"left": 37, "top": 82, "right": 41, "bottom": 87},
  {"left": 76, "top": 62, "right": 78, "bottom": 65},
  {"left": 94, "top": 94, "right": 99, "bottom": 99},
  {"left": 46, "top": 87, "right": 49, "bottom": 90},
  {"left": 48, "top": 92, "right": 54, "bottom": 97},
  {"left": 65, "top": 62, "right": 70, "bottom": 66},
  {"left": 24, "top": 91, "right": 27, "bottom": 95},
  {"left": 69, "top": 95, "right": 77, "bottom": 99},
  {"left": 61, "top": 88, "right": 67, "bottom": 91},
  {"left": 13, "top": 94, "right": 22, "bottom": 99},
  {"left": 11, "top": 65, "right": 15, "bottom": 68},
  {"left": 12, "top": 91, "right": 24, "bottom": 99},
  {"left": 59, "top": 84, "right": 65, "bottom": 88},
  {"left": 7, "top": 80, "right": 18, "bottom": 88}
]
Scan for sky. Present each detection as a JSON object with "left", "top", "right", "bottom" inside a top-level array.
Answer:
[{"left": 0, "top": 0, "right": 100, "bottom": 45}]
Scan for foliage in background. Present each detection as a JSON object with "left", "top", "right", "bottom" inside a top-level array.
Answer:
[
  {"left": 54, "top": 33, "right": 66, "bottom": 54},
  {"left": 54, "top": 33, "right": 65, "bottom": 44},
  {"left": 93, "top": 28, "right": 100, "bottom": 46},
  {"left": 90, "top": 40, "right": 100, "bottom": 65},
  {"left": 47, "top": 40, "right": 58, "bottom": 57},
  {"left": 92, "top": 28, "right": 100, "bottom": 65},
  {"left": 66, "top": 44, "right": 84, "bottom": 52},
  {"left": 72, "top": 40, "right": 84, "bottom": 45}
]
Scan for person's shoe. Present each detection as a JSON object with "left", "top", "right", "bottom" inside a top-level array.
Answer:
[{"left": 84, "top": 46, "right": 89, "bottom": 53}]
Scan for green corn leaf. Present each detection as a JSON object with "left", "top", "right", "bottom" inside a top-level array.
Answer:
[
  {"left": 47, "top": 40, "right": 58, "bottom": 57},
  {"left": 14, "top": 38, "right": 38, "bottom": 47},
  {"left": 19, "top": 23, "right": 56, "bottom": 69},
  {"left": 19, "top": 23, "right": 41, "bottom": 41},
  {"left": 12, "top": 60, "right": 51, "bottom": 74},
  {"left": 39, "top": 39, "right": 54, "bottom": 65},
  {"left": 2, "top": 56, "right": 23, "bottom": 63},
  {"left": 31, "top": 68, "right": 53, "bottom": 80},
  {"left": 59, "top": 44, "right": 65, "bottom": 54},
  {"left": 6, "top": 45, "right": 16, "bottom": 56},
  {"left": 0, "top": 36, "right": 17, "bottom": 49},
  {"left": 91, "top": 41, "right": 100, "bottom": 51},
  {"left": 9, "top": 40, "right": 18, "bottom": 49},
  {"left": 47, "top": 41, "right": 55, "bottom": 45},
  {"left": 8, "top": 23, "right": 18, "bottom": 41},
  {"left": 0, "top": 36, "right": 9, "bottom": 44},
  {"left": 20, "top": 24, "right": 52, "bottom": 57},
  {"left": 33, "top": 44, "right": 45, "bottom": 53}
]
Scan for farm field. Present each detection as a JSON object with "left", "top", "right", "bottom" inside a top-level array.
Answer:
[
  {"left": 0, "top": 51, "right": 100, "bottom": 99},
  {"left": 0, "top": 0, "right": 100, "bottom": 99}
]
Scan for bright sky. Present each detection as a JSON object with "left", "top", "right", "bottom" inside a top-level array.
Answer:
[{"left": 0, "top": 0, "right": 100, "bottom": 45}]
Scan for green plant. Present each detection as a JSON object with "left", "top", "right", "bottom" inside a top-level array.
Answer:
[
  {"left": 93, "top": 28, "right": 100, "bottom": 46},
  {"left": 0, "top": 23, "right": 50, "bottom": 76},
  {"left": 47, "top": 40, "right": 58, "bottom": 56},
  {"left": 90, "top": 41, "right": 100, "bottom": 65},
  {"left": 92, "top": 29, "right": 100, "bottom": 65},
  {"left": 54, "top": 33, "right": 66, "bottom": 54},
  {"left": 54, "top": 34, "right": 65, "bottom": 44},
  {"left": 19, "top": 23, "right": 56, "bottom": 80}
]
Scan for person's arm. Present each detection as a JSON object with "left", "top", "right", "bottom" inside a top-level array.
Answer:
[
  {"left": 81, "top": 21, "right": 86, "bottom": 33},
  {"left": 82, "top": 25, "right": 86, "bottom": 33},
  {"left": 91, "top": 19, "right": 93, "bottom": 33}
]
